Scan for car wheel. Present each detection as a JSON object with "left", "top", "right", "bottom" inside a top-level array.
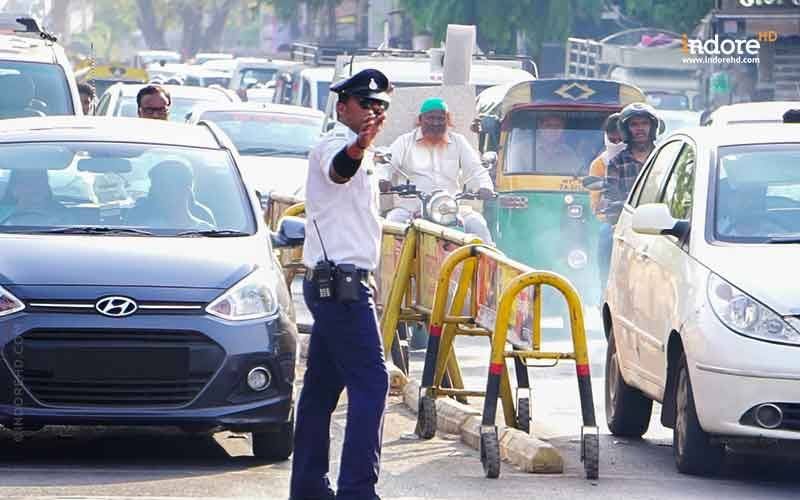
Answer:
[
  {"left": 674, "top": 353, "right": 724, "bottom": 475},
  {"left": 252, "top": 419, "right": 294, "bottom": 461},
  {"left": 605, "top": 327, "right": 652, "bottom": 437}
]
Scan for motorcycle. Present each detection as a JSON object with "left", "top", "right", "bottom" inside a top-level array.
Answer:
[
  {"left": 373, "top": 149, "right": 496, "bottom": 363},
  {"left": 581, "top": 175, "right": 625, "bottom": 224},
  {"left": 374, "top": 149, "right": 496, "bottom": 240}
]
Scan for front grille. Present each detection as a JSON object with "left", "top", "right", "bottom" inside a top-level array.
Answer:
[
  {"left": 25, "top": 301, "right": 205, "bottom": 315},
  {"left": 7, "top": 329, "right": 225, "bottom": 408}
]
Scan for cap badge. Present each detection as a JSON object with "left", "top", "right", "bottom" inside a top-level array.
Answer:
[{"left": 368, "top": 78, "right": 378, "bottom": 90}]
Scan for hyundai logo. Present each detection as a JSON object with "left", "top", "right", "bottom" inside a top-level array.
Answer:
[{"left": 95, "top": 296, "right": 138, "bottom": 318}]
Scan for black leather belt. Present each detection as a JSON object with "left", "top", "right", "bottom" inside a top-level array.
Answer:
[{"left": 305, "top": 265, "right": 373, "bottom": 281}]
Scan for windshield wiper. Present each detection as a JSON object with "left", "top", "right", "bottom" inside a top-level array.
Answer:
[
  {"left": 239, "top": 147, "right": 308, "bottom": 157},
  {"left": 176, "top": 229, "right": 251, "bottom": 238},
  {"left": 767, "top": 236, "right": 800, "bottom": 244},
  {"left": 37, "top": 226, "right": 154, "bottom": 236}
]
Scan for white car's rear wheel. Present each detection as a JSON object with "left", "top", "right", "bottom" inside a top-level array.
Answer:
[
  {"left": 605, "top": 327, "right": 652, "bottom": 437},
  {"left": 674, "top": 353, "right": 724, "bottom": 475}
]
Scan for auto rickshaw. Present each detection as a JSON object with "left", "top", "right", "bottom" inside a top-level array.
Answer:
[
  {"left": 76, "top": 64, "right": 149, "bottom": 99},
  {"left": 478, "top": 79, "right": 645, "bottom": 320}
]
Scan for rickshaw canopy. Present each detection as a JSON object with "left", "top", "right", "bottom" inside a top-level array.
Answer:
[{"left": 491, "top": 78, "right": 645, "bottom": 120}]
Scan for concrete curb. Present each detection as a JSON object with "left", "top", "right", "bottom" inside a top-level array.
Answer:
[{"left": 399, "top": 379, "right": 564, "bottom": 474}]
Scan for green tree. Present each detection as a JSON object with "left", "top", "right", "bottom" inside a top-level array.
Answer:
[
  {"left": 263, "top": 0, "right": 343, "bottom": 42},
  {"left": 399, "top": 0, "right": 713, "bottom": 56},
  {"left": 400, "top": 0, "right": 603, "bottom": 55},
  {"left": 620, "top": 0, "right": 715, "bottom": 34},
  {"left": 134, "top": 0, "right": 241, "bottom": 56}
]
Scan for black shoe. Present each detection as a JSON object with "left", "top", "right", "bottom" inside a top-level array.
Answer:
[{"left": 289, "top": 490, "right": 335, "bottom": 500}]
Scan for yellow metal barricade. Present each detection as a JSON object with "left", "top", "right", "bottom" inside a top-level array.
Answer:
[
  {"left": 414, "top": 244, "right": 599, "bottom": 480},
  {"left": 378, "top": 220, "right": 482, "bottom": 383},
  {"left": 267, "top": 198, "right": 598, "bottom": 480}
]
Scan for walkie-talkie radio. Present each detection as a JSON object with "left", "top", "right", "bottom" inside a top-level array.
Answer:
[{"left": 312, "top": 219, "right": 334, "bottom": 299}]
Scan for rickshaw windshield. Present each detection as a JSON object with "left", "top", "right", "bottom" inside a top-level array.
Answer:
[{"left": 504, "top": 110, "right": 608, "bottom": 176}]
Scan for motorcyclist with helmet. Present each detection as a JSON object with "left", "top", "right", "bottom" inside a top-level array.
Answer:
[{"left": 597, "top": 102, "right": 660, "bottom": 290}]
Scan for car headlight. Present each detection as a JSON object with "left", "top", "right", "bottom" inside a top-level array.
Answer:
[
  {"left": 0, "top": 285, "right": 24, "bottom": 318},
  {"left": 567, "top": 249, "right": 588, "bottom": 270},
  {"left": 427, "top": 192, "right": 458, "bottom": 226},
  {"left": 707, "top": 273, "right": 800, "bottom": 345},
  {"left": 206, "top": 267, "right": 279, "bottom": 321}
]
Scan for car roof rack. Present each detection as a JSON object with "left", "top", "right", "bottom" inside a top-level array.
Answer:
[
  {"left": 0, "top": 14, "right": 57, "bottom": 42},
  {"left": 290, "top": 43, "right": 360, "bottom": 66}
]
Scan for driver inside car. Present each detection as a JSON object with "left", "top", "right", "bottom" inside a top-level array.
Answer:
[
  {"left": 0, "top": 169, "right": 69, "bottom": 225},
  {"left": 126, "top": 160, "right": 215, "bottom": 230}
]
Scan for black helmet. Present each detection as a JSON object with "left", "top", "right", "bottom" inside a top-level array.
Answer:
[
  {"left": 604, "top": 112, "right": 621, "bottom": 134},
  {"left": 618, "top": 102, "right": 659, "bottom": 143}
]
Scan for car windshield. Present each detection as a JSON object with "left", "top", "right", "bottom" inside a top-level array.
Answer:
[
  {"left": 715, "top": 144, "right": 800, "bottom": 243},
  {"left": 0, "top": 142, "right": 255, "bottom": 236},
  {"left": 504, "top": 110, "right": 608, "bottom": 175},
  {"left": 239, "top": 68, "right": 277, "bottom": 89},
  {"left": 0, "top": 61, "right": 73, "bottom": 117},
  {"left": 646, "top": 92, "right": 690, "bottom": 111},
  {"left": 118, "top": 96, "right": 220, "bottom": 122},
  {"left": 200, "top": 110, "right": 322, "bottom": 155}
]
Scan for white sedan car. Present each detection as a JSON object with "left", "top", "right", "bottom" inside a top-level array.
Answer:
[
  {"left": 604, "top": 119, "right": 800, "bottom": 475},
  {"left": 186, "top": 103, "right": 324, "bottom": 198}
]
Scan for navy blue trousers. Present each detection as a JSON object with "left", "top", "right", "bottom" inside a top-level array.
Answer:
[{"left": 290, "top": 278, "right": 389, "bottom": 500}]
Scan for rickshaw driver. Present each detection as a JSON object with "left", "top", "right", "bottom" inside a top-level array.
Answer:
[
  {"left": 535, "top": 114, "right": 583, "bottom": 174},
  {"left": 380, "top": 97, "right": 495, "bottom": 243}
]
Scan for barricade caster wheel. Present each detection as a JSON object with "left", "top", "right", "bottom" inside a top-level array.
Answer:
[
  {"left": 480, "top": 428, "right": 501, "bottom": 479},
  {"left": 416, "top": 395, "right": 437, "bottom": 439},
  {"left": 516, "top": 397, "right": 531, "bottom": 434},
  {"left": 582, "top": 431, "right": 599, "bottom": 480}
]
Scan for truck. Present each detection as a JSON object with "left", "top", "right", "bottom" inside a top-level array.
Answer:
[{"left": 565, "top": 28, "right": 701, "bottom": 111}]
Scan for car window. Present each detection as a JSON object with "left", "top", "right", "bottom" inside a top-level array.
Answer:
[
  {"left": 0, "top": 142, "right": 255, "bottom": 235},
  {"left": 95, "top": 93, "right": 111, "bottom": 115},
  {"left": 715, "top": 144, "right": 800, "bottom": 242},
  {"left": 118, "top": 96, "right": 218, "bottom": 122},
  {"left": 301, "top": 78, "right": 311, "bottom": 108},
  {"left": 661, "top": 143, "right": 696, "bottom": 220},
  {"left": 0, "top": 61, "right": 73, "bottom": 117},
  {"left": 239, "top": 68, "right": 277, "bottom": 89},
  {"left": 633, "top": 141, "right": 682, "bottom": 207},
  {"left": 200, "top": 111, "right": 322, "bottom": 155},
  {"left": 317, "top": 81, "right": 330, "bottom": 111}
]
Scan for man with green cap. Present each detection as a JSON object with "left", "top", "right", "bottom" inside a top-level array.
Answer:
[{"left": 381, "top": 96, "right": 495, "bottom": 243}]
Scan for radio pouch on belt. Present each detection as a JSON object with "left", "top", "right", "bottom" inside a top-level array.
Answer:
[
  {"left": 334, "top": 264, "right": 360, "bottom": 303},
  {"left": 313, "top": 260, "right": 334, "bottom": 299}
]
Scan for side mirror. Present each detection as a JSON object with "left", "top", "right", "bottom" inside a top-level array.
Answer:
[
  {"left": 481, "top": 151, "right": 497, "bottom": 169},
  {"left": 271, "top": 216, "right": 305, "bottom": 248},
  {"left": 581, "top": 175, "right": 606, "bottom": 191},
  {"left": 632, "top": 203, "right": 688, "bottom": 238}
]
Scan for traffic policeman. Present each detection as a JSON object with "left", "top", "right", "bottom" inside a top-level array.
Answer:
[{"left": 290, "top": 69, "right": 392, "bottom": 500}]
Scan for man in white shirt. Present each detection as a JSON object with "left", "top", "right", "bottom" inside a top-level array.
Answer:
[
  {"left": 291, "top": 69, "right": 391, "bottom": 500},
  {"left": 380, "top": 97, "right": 495, "bottom": 243}
]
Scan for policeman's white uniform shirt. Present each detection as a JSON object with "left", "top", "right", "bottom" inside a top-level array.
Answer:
[
  {"left": 303, "top": 127, "right": 381, "bottom": 271},
  {"left": 385, "top": 128, "right": 493, "bottom": 212}
]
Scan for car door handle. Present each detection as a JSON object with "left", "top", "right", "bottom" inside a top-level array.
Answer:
[
  {"left": 614, "top": 234, "right": 626, "bottom": 243},
  {"left": 635, "top": 245, "right": 650, "bottom": 260}
]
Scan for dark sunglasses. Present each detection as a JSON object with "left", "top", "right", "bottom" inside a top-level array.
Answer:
[{"left": 357, "top": 97, "right": 389, "bottom": 111}]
